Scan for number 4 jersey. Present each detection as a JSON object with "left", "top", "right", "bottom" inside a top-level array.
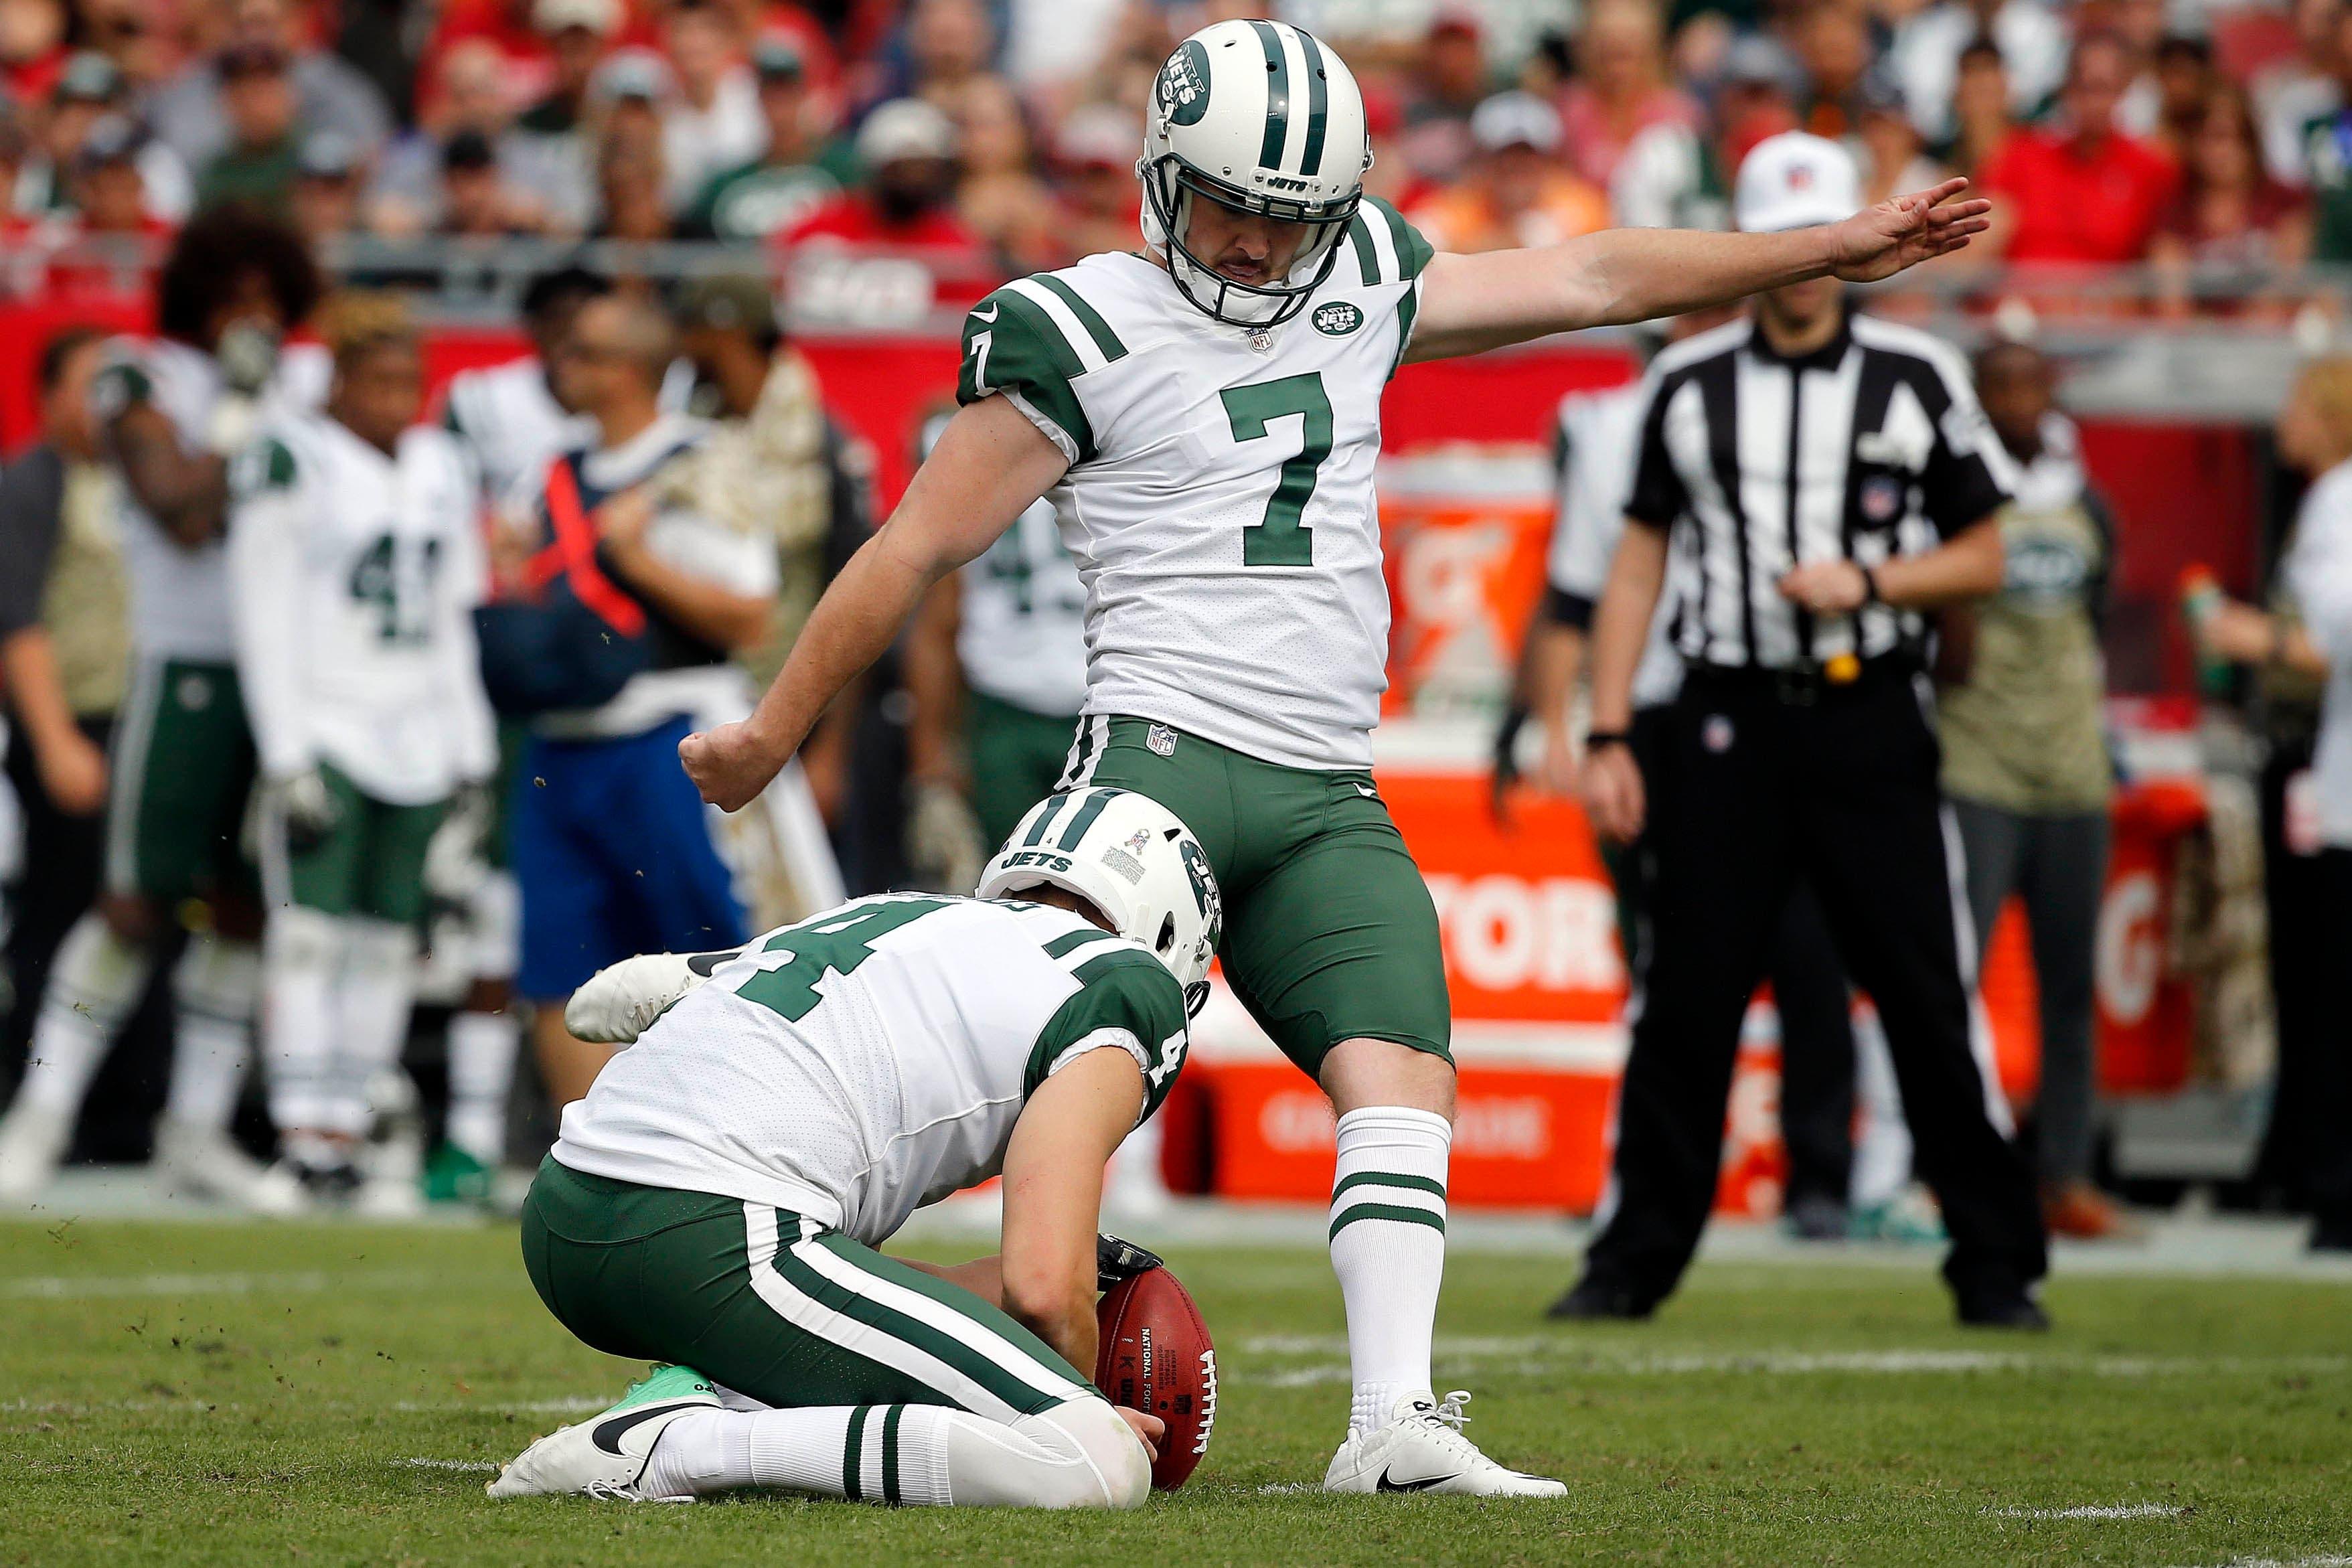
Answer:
[
  {"left": 957, "top": 199, "right": 1435, "bottom": 771},
  {"left": 225, "top": 411, "right": 497, "bottom": 804},
  {"left": 550, "top": 894, "right": 1192, "bottom": 1247}
]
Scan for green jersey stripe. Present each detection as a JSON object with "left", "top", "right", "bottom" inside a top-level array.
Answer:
[
  {"left": 1023, "top": 790, "right": 1075, "bottom": 846},
  {"left": 1055, "top": 786, "right": 1115, "bottom": 849},
  {"left": 844, "top": 1404, "right": 871, "bottom": 1500},
  {"left": 1348, "top": 216, "right": 1381, "bottom": 285},
  {"left": 1330, "top": 1201, "right": 1449, "bottom": 1240},
  {"left": 1332, "top": 1170, "right": 1447, "bottom": 1202},
  {"left": 1032, "top": 274, "right": 1127, "bottom": 362},
  {"left": 880, "top": 1405, "right": 905, "bottom": 1504},
  {"left": 1389, "top": 281, "right": 1420, "bottom": 382},
  {"left": 1043, "top": 927, "right": 1125, "bottom": 960},
  {"left": 1296, "top": 29, "right": 1330, "bottom": 175},
  {"left": 1070, "top": 944, "right": 1167, "bottom": 989},
  {"left": 1249, "top": 19, "right": 1290, "bottom": 171},
  {"left": 981, "top": 289, "right": 1094, "bottom": 459},
  {"left": 1370, "top": 195, "right": 1435, "bottom": 281}
]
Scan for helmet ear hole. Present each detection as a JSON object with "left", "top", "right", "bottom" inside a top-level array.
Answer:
[{"left": 1156, "top": 913, "right": 1176, "bottom": 954}]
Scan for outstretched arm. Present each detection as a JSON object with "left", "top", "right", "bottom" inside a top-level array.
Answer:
[
  {"left": 1407, "top": 179, "right": 1990, "bottom": 363},
  {"left": 998, "top": 1048, "right": 1146, "bottom": 1374},
  {"left": 680, "top": 393, "right": 1070, "bottom": 811}
]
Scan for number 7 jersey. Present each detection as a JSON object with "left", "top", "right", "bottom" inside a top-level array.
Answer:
[{"left": 957, "top": 198, "right": 1436, "bottom": 771}]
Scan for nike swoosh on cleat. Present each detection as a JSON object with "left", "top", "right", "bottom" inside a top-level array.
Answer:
[
  {"left": 1376, "top": 1468, "right": 1462, "bottom": 1493},
  {"left": 591, "top": 1401, "right": 702, "bottom": 1458}
]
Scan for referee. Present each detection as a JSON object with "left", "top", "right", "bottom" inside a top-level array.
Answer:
[{"left": 1557, "top": 134, "right": 2049, "bottom": 1328}]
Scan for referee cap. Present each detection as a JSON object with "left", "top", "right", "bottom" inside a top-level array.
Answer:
[{"left": 1735, "top": 131, "right": 1859, "bottom": 234}]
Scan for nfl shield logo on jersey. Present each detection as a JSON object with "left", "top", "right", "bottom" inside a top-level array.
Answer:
[
  {"left": 1148, "top": 724, "right": 1178, "bottom": 757},
  {"left": 1313, "top": 301, "right": 1364, "bottom": 337}
]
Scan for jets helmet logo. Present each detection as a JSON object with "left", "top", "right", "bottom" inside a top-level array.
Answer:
[
  {"left": 1313, "top": 301, "right": 1364, "bottom": 337},
  {"left": 1157, "top": 40, "right": 1212, "bottom": 127}
]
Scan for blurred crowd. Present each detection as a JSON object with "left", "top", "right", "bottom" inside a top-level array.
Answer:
[{"left": 1, "top": 0, "right": 2351, "bottom": 305}]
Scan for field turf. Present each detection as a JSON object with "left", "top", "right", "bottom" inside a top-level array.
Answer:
[{"left": 3, "top": 1217, "right": 2348, "bottom": 1566}]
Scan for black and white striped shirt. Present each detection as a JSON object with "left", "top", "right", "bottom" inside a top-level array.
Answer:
[{"left": 1625, "top": 311, "right": 2013, "bottom": 672}]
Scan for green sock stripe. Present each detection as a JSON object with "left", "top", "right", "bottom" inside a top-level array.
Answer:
[
  {"left": 880, "top": 1405, "right": 905, "bottom": 1504},
  {"left": 844, "top": 1404, "right": 871, "bottom": 1501},
  {"left": 1330, "top": 1202, "right": 1447, "bottom": 1241},
  {"left": 1332, "top": 1170, "right": 1447, "bottom": 1203}
]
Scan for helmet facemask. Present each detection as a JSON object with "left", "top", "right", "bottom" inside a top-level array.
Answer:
[{"left": 1141, "top": 153, "right": 1358, "bottom": 329}]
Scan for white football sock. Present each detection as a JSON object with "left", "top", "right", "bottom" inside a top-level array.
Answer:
[
  {"left": 331, "top": 918, "right": 418, "bottom": 1138},
  {"left": 445, "top": 1008, "right": 520, "bottom": 1166},
  {"left": 640, "top": 1400, "right": 1148, "bottom": 1509},
  {"left": 16, "top": 914, "right": 152, "bottom": 1117},
  {"left": 162, "top": 935, "right": 258, "bottom": 1131},
  {"left": 262, "top": 907, "right": 343, "bottom": 1136},
  {"left": 1328, "top": 1105, "right": 1451, "bottom": 1434}
]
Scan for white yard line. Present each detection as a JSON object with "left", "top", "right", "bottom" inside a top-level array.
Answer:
[
  {"left": 2, "top": 1267, "right": 449, "bottom": 1300},
  {"left": 1989, "top": 1503, "right": 2185, "bottom": 1520},
  {"left": 1235, "top": 1336, "right": 2352, "bottom": 1380},
  {"left": 395, "top": 1458, "right": 499, "bottom": 1472}
]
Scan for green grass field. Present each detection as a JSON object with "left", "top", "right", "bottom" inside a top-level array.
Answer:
[{"left": 3, "top": 1217, "right": 2348, "bottom": 1567}]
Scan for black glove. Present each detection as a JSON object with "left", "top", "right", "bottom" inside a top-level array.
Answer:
[{"left": 1096, "top": 1233, "right": 1164, "bottom": 1291}]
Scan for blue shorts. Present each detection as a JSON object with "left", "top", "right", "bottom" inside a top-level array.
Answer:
[{"left": 512, "top": 716, "right": 747, "bottom": 1000}]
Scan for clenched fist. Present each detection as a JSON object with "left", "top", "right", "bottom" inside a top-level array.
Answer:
[{"left": 680, "top": 720, "right": 786, "bottom": 812}]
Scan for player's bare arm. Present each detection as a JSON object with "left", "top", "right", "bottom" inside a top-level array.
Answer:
[
  {"left": 109, "top": 399, "right": 229, "bottom": 546},
  {"left": 1582, "top": 520, "right": 1670, "bottom": 844},
  {"left": 1406, "top": 179, "right": 1991, "bottom": 364},
  {"left": 681, "top": 393, "right": 1067, "bottom": 810}
]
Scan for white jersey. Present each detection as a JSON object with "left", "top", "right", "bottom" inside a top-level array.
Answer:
[
  {"left": 922, "top": 410, "right": 1089, "bottom": 718},
  {"left": 1547, "top": 382, "right": 1689, "bottom": 713},
  {"left": 441, "top": 354, "right": 698, "bottom": 508},
  {"left": 94, "top": 337, "right": 329, "bottom": 661},
  {"left": 955, "top": 198, "right": 1436, "bottom": 770},
  {"left": 226, "top": 412, "right": 497, "bottom": 804},
  {"left": 551, "top": 894, "right": 1190, "bottom": 1245}
]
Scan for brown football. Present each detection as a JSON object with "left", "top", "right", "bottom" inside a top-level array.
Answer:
[{"left": 1093, "top": 1266, "right": 1217, "bottom": 1490}]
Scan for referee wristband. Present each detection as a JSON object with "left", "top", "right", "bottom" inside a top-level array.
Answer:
[{"left": 1583, "top": 730, "right": 1630, "bottom": 752}]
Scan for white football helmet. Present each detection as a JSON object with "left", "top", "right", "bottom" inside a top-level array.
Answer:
[
  {"left": 1139, "top": 18, "right": 1371, "bottom": 327},
  {"left": 976, "top": 787, "right": 1223, "bottom": 1016}
]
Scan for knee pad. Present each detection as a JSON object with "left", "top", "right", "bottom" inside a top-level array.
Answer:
[
  {"left": 1017, "top": 1400, "right": 1151, "bottom": 1510},
  {"left": 342, "top": 919, "right": 418, "bottom": 979},
  {"left": 48, "top": 913, "right": 155, "bottom": 1024},
  {"left": 266, "top": 906, "right": 344, "bottom": 974},
  {"left": 173, "top": 933, "right": 260, "bottom": 1020}
]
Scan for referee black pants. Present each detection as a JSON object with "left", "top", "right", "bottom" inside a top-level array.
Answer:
[{"left": 1584, "top": 661, "right": 2047, "bottom": 1309}]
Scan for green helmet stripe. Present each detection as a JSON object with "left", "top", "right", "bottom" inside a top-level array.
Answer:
[
  {"left": 1022, "top": 790, "right": 1075, "bottom": 846},
  {"left": 1296, "top": 29, "right": 1329, "bottom": 176},
  {"left": 1056, "top": 786, "right": 1117, "bottom": 850},
  {"left": 1249, "top": 19, "right": 1290, "bottom": 172}
]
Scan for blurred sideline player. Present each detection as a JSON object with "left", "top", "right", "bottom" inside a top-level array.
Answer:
[
  {"left": 487, "top": 788, "right": 1210, "bottom": 1508},
  {"left": 1512, "top": 315, "right": 1865, "bottom": 1247},
  {"left": 0, "top": 210, "right": 325, "bottom": 1208},
  {"left": 679, "top": 21, "right": 1986, "bottom": 1493},
  {"left": 228, "top": 291, "right": 497, "bottom": 1208}
]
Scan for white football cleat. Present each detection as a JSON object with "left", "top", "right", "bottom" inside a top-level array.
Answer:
[
  {"left": 564, "top": 950, "right": 736, "bottom": 1045},
  {"left": 1324, "top": 1391, "right": 1567, "bottom": 1498},
  {"left": 0, "top": 1100, "right": 73, "bottom": 1203},
  {"left": 487, "top": 1365, "right": 720, "bottom": 1501}
]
